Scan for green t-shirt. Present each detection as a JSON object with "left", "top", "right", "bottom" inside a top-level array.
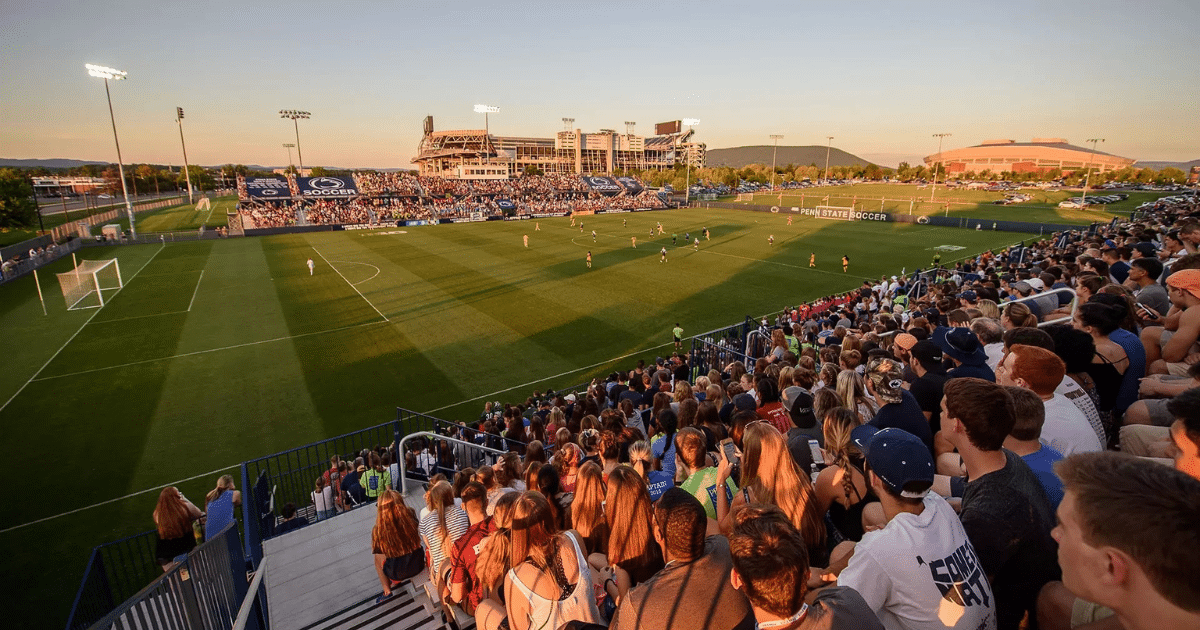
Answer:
[
  {"left": 673, "top": 326, "right": 684, "bottom": 340},
  {"left": 679, "top": 467, "right": 738, "bottom": 521}
]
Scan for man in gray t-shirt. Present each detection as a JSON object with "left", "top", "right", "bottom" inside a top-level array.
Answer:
[{"left": 1130, "top": 258, "right": 1170, "bottom": 317}]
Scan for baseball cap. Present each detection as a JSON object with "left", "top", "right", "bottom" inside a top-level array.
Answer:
[
  {"left": 894, "top": 333, "right": 918, "bottom": 351},
  {"left": 1133, "top": 242, "right": 1158, "bottom": 258},
  {"left": 782, "top": 386, "right": 817, "bottom": 427},
  {"left": 1010, "top": 281, "right": 1034, "bottom": 295},
  {"left": 909, "top": 340, "right": 945, "bottom": 369},
  {"left": 1167, "top": 269, "right": 1200, "bottom": 299},
  {"left": 1026, "top": 278, "right": 1045, "bottom": 291},
  {"left": 733, "top": 393, "right": 757, "bottom": 412},
  {"left": 564, "top": 393, "right": 576, "bottom": 402},
  {"left": 865, "top": 358, "right": 905, "bottom": 405},
  {"left": 851, "top": 425, "right": 934, "bottom": 499},
  {"left": 958, "top": 290, "right": 978, "bottom": 302}
]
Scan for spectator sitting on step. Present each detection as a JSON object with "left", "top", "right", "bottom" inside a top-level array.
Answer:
[
  {"left": 372, "top": 488, "right": 425, "bottom": 604},
  {"left": 275, "top": 502, "right": 309, "bottom": 535}
]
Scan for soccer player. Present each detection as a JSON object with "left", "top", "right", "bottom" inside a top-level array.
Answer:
[
  {"left": 694, "top": 237, "right": 700, "bottom": 251},
  {"left": 623, "top": 218, "right": 627, "bottom": 227},
  {"left": 809, "top": 252, "right": 816, "bottom": 268},
  {"left": 769, "top": 235, "right": 774, "bottom": 246},
  {"left": 704, "top": 227, "right": 710, "bottom": 240},
  {"left": 307, "top": 258, "right": 314, "bottom": 275},
  {"left": 571, "top": 216, "right": 576, "bottom": 227},
  {"left": 673, "top": 233, "right": 678, "bottom": 245},
  {"left": 631, "top": 236, "right": 637, "bottom": 248},
  {"left": 787, "top": 215, "right": 792, "bottom": 225},
  {"left": 579, "top": 222, "right": 584, "bottom": 233},
  {"left": 535, "top": 222, "right": 540, "bottom": 231},
  {"left": 673, "top": 323, "right": 684, "bottom": 350},
  {"left": 684, "top": 232, "right": 690, "bottom": 242},
  {"left": 661, "top": 246, "right": 668, "bottom": 263},
  {"left": 592, "top": 230, "right": 597, "bottom": 243},
  {"left": 586, "top": 251, "right": 592, "bottom": 269},
  {"left": 523, "top": 234, "right": 529, "bottom": 248},
  {"left": 842, "top": 255, "right": 850, "bottom": 272}
]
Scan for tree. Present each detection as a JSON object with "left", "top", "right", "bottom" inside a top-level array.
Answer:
[{"left": 0, "top": 169, "right": 39, "bottom": 228}]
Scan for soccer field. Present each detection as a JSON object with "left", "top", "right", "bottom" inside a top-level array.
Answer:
[{"left": 0, "top": 207, "right": 1028, "bottom": 625}]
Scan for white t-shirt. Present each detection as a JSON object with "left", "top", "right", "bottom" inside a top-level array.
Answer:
[
  {"left": 984, "top": 343, "right": 1005, "bottom": 371},
  {"left": 1040, "top": 394, "right": 1104, "bottom": 456},
  {"left": 839, "top": 493, "right": 996, "bottom": 630},
  {"left": 1054, "top": 378, "right": 1106, "bottom": 447}
]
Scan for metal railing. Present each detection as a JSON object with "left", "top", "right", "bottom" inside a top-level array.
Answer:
[
  {"left": 66, "top": 524, "right": 247, "bottom": 630},
  {"left": 399, "top": 432, "right": 509, "bottom": 495},
  {"left": 231, "top": 558, "right": 269, "bottom": 630}
]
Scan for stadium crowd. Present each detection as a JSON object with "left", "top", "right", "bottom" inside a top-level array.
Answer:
[{"left": 163, "top": 191, "right": 1200, "bottom": 630}]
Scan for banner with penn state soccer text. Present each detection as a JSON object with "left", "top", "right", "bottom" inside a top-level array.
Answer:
[
  {"left": 244, "top": 177, "right": 291, "bottom": 199},
  {"left": 297, "top": 176, "right": 360, "bottom": 197},
  {"left": 799, "top": 206, "right": 889, "bottom": 222},
  {"left": 583, "top": 176, "right": 622, "bottom": 195},
  {"left": 615, "top": 177, "right": 644, "bottom": 195}
]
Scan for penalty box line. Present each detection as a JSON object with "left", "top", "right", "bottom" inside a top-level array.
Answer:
[{"left": 312, "top": 246, "right": 389, "bottom": 322}]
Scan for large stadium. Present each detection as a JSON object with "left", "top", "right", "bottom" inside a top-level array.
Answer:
[{"left": 5, "top": 4, "right": 1200, "bottom": 630}]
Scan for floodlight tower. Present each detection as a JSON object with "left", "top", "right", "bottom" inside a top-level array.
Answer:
[
  {"left": 625, "top": 121, "right": 636, "bottom": 136},
  {"left": 770, "top": 134, "right": 784, "bottom": 191},
  {"left": 279, "top": 110, "right": 310, "bottom": 174},
  {"left": 562, "top": 117, "right": 574, "bottom": 131},
  {"left": 283, "top": 143, "right": 296, "bottom": 173},
  {"left": 175, "top": 107, "right": 194, "bottom": 203},
  {"left": 682, "top": 118, "right": 700, "bottom": 205},
  {"left": 474, "top": 104, "right": 499, "bottom": 157},
  {"left": 1080, "top": 138, "right": 1105, "bottom": 209},
  {"left": 930, "top": 132, "right": 951, "bottom": 204},
  {"left": 85, "top": 63, "right": 136, "bottom": 238},
  {"left": 824, "top": 136, "right": 834, "bottom": 184}
]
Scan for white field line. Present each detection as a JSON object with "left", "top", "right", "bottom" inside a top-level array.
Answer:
[
  {"left": 312, "top": 247, "right": 389, "bottom": 322},
  {"left": 0, "top": 463, "right": 240, "bottom": 535},
  {"left": 30, "top": 320, "right": 388, "bottom": 383},
  {"left": 329, "top": 260, "right": 381, "bottom": 286},
  {"left": 93, "top": 310, "right": 189, "bottom": 325},
  {"left": 0, "top": 244, "right": 166, "bottom": 415},
  {"left": 187, "top": 270, "right": 205, "bottom": 311}
]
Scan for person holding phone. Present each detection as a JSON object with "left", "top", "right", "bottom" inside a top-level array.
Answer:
[{"left": 1129, "top": 258, "right": 1170, "bottom": 321}]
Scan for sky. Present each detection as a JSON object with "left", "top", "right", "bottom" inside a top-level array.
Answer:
[{"left": 2, "top": 0, "right": 1197, "bottom": 169}]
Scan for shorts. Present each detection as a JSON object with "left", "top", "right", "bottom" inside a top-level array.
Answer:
[
  {"left": 1071, "top": 598, "right": 1115, "bottom": 627},
  {"left": 383, "top": 549, "right": 425, "bottom": 582},
  {"left": 1166, "top": 361, "right": 1193, "bottom": 377},
  {"left": 1144, "top": 398, "right": 1177, "bottom": 427}
]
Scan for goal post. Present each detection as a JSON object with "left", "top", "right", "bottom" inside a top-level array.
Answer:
[{"left": 57, "top": 259, "right": 123, "bottom": 310}]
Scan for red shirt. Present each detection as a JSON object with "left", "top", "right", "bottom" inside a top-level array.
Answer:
[
  {"left": 756, "top": 403, "right": 793, "bottom": 435},
  {"left": 448, "top": 517, "right": 493, "bottom": 612}
]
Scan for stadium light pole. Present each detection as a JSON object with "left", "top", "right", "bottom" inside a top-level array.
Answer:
[
  {"left": 475, "top": 104, "right": 500, "bottom": 158},
  {"left": 1080, "top": 138, "right": 1105, "bottom": 209},
  {"left": 824, "top": 136, "right": 834, "bottom": 184},
  {"left": 175, "top": 107, "right": 194, "bottom": 203},
  {"left": 85, "top": 63, "right": 136, "bottom": 238},
  {"left": 769, "top": 134, "right": 784, "bottom": 191},
  {"left": 283, "top": 143, "right": 296, "bottom": 173},
  {"left": 930, "top": 132, "right": 951, "bottom": 206},
  {"left": 279, "top": 110, "right": 310, "bottom": 174},
  {"left": 682, "top": 118, "right": 700, "bottom": 205}
]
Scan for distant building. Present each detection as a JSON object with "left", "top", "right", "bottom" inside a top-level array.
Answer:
[
  {"left": 924, "top": 138, "right": 1135, "bottom": 175},
  {"left": 412, "top": 118, "right": 704, "bottom": 178},
  {"left": 1189, "top": 166, "right": 1199, "bottom": 185}
]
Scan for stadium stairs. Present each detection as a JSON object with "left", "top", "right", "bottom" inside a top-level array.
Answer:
[{"left": 263, "top": 484, "right": 471, "bottom": 630}]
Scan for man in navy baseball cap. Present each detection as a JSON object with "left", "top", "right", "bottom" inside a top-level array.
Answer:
[{"left": 851, "top": 425, "right": 935, "bottom": 499}]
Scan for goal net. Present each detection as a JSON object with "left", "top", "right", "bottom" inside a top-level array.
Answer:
[
  {"left": 736, "top": 193, "right": 754, "bottom": 202},
  {"left": 57, "top": 259, "right": 123, "bottom": 311}
]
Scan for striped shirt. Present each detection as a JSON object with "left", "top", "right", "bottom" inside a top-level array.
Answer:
[{"left": 419, "top": 506, "right": 470, "bottom": 572}]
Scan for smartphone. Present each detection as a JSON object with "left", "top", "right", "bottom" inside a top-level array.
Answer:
[
  {"left": 808, "top": 439, "right": 825, "bottom": 466},
  {"left": 1136, "top": 303, "right": 1159, "bottom": 319},
  {"left": 720, "top": 438, "right": 739, "bottom": 467}
]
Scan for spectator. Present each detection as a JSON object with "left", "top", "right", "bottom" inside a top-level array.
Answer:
[
  {"left": 361, "top": 452, "right": 392, "bottom": 502},
  {"left": 275, "top": 502, "right": 309, "bottom": 535},
  {"left": 628, "top": 440, "right": 673, "bottom": 502},
  {"left": 814, "top": 407, "right": 884, "bottom": 542},
  {"left": 755, "top": 377, "right": 793, "bottom": 434},
  {"left": 1038, "top": 453, "right": 1200, "bottom": 630},
  {"left": 1129, "top": 257, "right": 1169, "bottom": 317},
  {"left": 596, "top": 465, "right": 665, "bottom": 603},
  {"left": 536, "top": 464, "right": 573, "bottom": 531},
  {"left": 504, "top": 492, "right": 605, "bottom": 630},
  {"left": 474, "top": 492, "right": 519, "bottom": 630},
  {"left": 372, "top": 489, "right": 425, "bottom": 603},
  {"left": 908, "top": 340, "right": 950, "bottom": 437},
  {"left": 420, "top": 480, "right": 471, "bottom": 598},
  {"left": 730, "top": 505, "right": 883, "bottom": 630},
  {"left": 153, "top": 487, "right": 204, "bottom": 570},
  {"left": 1036, "top": 325, "right": 1108, "bottom": 446},
  {"left": 203, "top": 474, "right": 242, "bottom": 541},
  {"left": 312, "top": 476, "right": 335, "bottom": 521},
  {"left": 997, "top": 344, "right": 1102, "bottom": 455},
  {"left": 833, "top": 426, "right": 997, "bottom": 630},
  {"left": 651, "top": 408, "right": 679, "bottom": 481},
  {"left": 835, "top": 370, "right": 877, "bottom": 422},
  {"left": 940, "top": 378, "right": 1060, "bottom": 630},
  {"left": 477, "top": 466, "right": 516, "bottom": 517},
  {"left": 1002, "top": 387, "right": 1066, "bottom": 510},
  {"left": 676, "top": 427, "right": 735, "bottom": 523},
  {"left": 448, "top": 481, "right": 492, "bottom": 616},
  {"left": 864, "top": 357, "right": 935, "bottom": 454},
  {"left": 935, "top": 327, "right": 997, "bottom": 382},
  {"left": 715, "top": 422, "right": 827, "bottom": 566},
  {"left": 971, "top": 317, "right": 1006, "bottom": 370},
  {"left": 571, "top": 461, "right": 608, "bottom": 555},
  {"left": 1144, "top": 269, "right": 1200, "bottom": 375},
  {"left": 610, "top": 487, "right": 755, "bottom": 630}
]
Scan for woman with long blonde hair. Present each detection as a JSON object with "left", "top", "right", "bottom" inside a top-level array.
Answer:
[
  {"left": 813, "top": 408, "right": 882, "bottom": 542},
  {"left": 570, "top": 461, "right": 608, "bottom": 555},
  {"left": 203, "top": 474, "right": 241, "bottom": 541},
  {"left": 372, "top": 489, "right": 424, "bottom": 603},
  {"left": 626, "top": 440, "right": 673, "bottom": 502},
  {"left": 592, "top": 466, "right": 664, "bottom": 603},
  {"left": 502, "top": 492, "right": 603, "bottom": 630},
  {"left": 672, "top": 380, "right": 694, "bottom": 403},
  {"left": 153, "top": 487, "right": 203, "bottom": 569},
  {"left": 767, "top": 328, "right": 788, "bottom": 363},
  {"left": 473, "top": 492, "right": 518, "bottom": 630},
  {"left": 836, "top": 369, "right": 877, "bottom": 422},
  {"left": 715, "top": 421, "right": 828, "bottom": 566},
  {"left": 418, "top": 480, "right": 470, "bottom": 594}
]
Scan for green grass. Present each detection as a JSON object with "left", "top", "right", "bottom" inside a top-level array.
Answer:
[
  {"left": 0, "top": 208, "right": 1028, "bottom": 626},
  {"left": 735, "top": 183, "right": 1176, "bottom": 225},
  {"left": 0, "top": 196, "right": 232, "bottom": 248}
]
